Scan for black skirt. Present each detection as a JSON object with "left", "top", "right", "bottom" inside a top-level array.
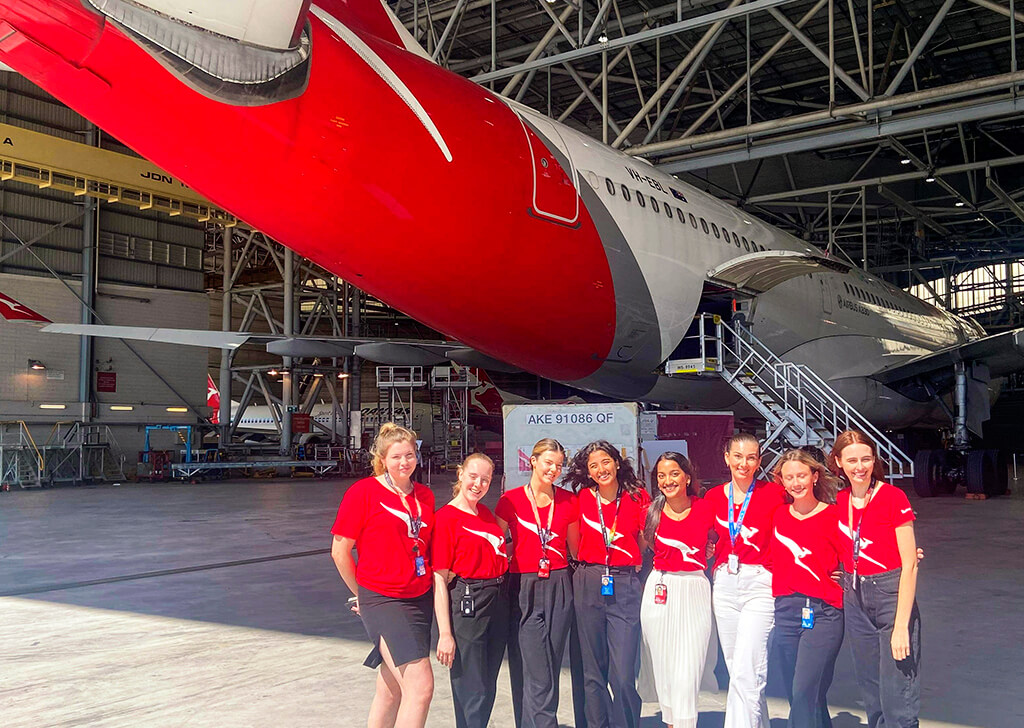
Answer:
[{"left": 358, "top": 585, "right": 434, "bottom": 669}]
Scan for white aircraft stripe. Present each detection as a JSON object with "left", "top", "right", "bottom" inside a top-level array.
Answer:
[{"left": 311, "top": 6, "right": 453, "bottom": 163}]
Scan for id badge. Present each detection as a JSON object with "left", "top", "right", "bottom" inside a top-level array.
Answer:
[
  {"left": 538, "top": 558, "right": 550, "bottom": 579},
  {"left": 600, "top": 573, "right": 615, "bottom": 596},
  {"left": 460, "top": 594, "right": 476, "bottom": 617},
  {"left": 414, "top": 554, "right": 427, "bottom": 577},
  {"left": 654, "top": 582, "right": 668, "bottom": 605},
  {"left": 801, "top": 604, "right": 815, "bottom": 629},
  {"left": 727, "top": 553, "right": 740, "bottom": 575}
]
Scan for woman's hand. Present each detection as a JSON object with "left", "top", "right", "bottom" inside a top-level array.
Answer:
[
  {"left": 917, "top": 547, "right": 924, "bottom": 563},
  {"left": 891, "top": 624, "right": 911, "bottom": 661},
  {"left": 437, "top": 633, "right": 456, "bottom": 668},
  {"left": 347, "top": 597, "right": 360, "bottom": 616}
]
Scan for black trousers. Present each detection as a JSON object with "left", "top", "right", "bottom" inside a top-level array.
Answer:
[
  {"left": 844, "top": 569, "right": 921, "bottom": 728},
  {"left": 449, "top": 576, "right": 511, "bottom": 728},
  {"left": 774, "top": 594, "right": 844, "bottom": 728},
  {"left": 572, "top": 563, "right": 643, "bottom": 728},
  {"left": 508, "top": 569, "right": 574, "bottom": 728}
]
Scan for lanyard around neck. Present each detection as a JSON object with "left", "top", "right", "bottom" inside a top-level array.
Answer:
[
  {"left": 728, "top": 481, "right": 755, "bottom": 547},
  {"left": 526, "top": 485, "right": 556, "bottom": 554},
  {"left": 595, "top": 487, "right": 622, "bottom": 566},
  {"left": 384, "top": 472, "right": 423, "bottom": 542},
  {"left": 847, "top": 480, "right": 877, "bottom": 566}
]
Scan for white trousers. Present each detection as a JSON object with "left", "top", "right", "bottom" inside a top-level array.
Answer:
[
  {"left": 638, "top": 571, "right": 714, "bottom": 728},
  {"left": 712, "top": 564, "right": 775, "bottom": 728}
]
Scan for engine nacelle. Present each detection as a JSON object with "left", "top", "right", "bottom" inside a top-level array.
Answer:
[{"left": 90, "top": 0, "right": 311, "bottom": 49}]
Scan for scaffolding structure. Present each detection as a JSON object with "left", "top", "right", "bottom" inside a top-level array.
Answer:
[
  {"left": 0, "top": 421, "right": 125, "bottom": 489},
  {"left": 375, "top": 366, "right": 426, "bottom": 434},
  {"left": 430, "top": 366, "right": 479, "bottom": 469}
]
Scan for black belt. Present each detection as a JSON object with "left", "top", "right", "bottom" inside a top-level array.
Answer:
[
  {"left": 453, "top": 574, "right": 506, "bottom": 589},
  {"left": 578, "top": 562, "right": 637, "bottom": 575}
]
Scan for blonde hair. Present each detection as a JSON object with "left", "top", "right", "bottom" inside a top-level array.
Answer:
[
  {"left": 772, "top": 449, "right": 839, "bottom": 504},
  {"left": 371, "top": 422, "right": 418, "bottom": 476},
  {"left": 530, "top": 438, "right": 565, "bottom": 466},
  {"left": 452, "top": 452, "right": 495, "bottom": 496}
]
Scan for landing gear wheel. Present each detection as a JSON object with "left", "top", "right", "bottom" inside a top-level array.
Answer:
[
  {"left": 985, "top": 449, "right": 1009, "bottom": 497},
  {"left": 913, "top": 449, "right": 945, "bottom": 497},
  {"left": 965, "top": 450, "right": 994, "bottom": 497}
]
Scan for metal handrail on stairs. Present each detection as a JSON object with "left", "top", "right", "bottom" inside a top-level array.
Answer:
[
  {"left": 0, "top": 421, "right": 44, "bottom": 489},
  {"left": 667, "top": 314, "right": 914, "bottom": 479}
]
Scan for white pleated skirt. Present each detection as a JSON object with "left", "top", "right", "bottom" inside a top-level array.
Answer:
[{"left": 638, "top": 570, "right": 716, "bottom": 728}]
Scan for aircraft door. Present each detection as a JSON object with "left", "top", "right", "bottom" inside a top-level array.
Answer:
[
  {"left": 820, "top": 278, "right": 833, "bottom": 315},
  {"left": 522, "top": 115, "right": 580, "bottom": 225}
]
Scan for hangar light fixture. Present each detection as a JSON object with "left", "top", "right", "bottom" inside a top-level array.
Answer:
[
  {"left": 28, "top": 359, "right": 45, "bottom": 370},
  {"left": 925, "top": 176, "right": 936, "bottom": 183},
  {"left": 900, "top": 158, "right": 912, "bottom": 165},
  {"left": 110, "top": 405, "right": 134, "bottom": 411},
  {"left": 598, "top": 30, "right": 609, "bottom": 43},
  {"left": 955, "top": 201, "right": 966, "bottom": 207},
  {"left": 338, "top": 372, "right": 351, "bottom": 379},
  {"left": 268, "top": 368, "right": 280, "bottom": 376},
  {"left": 166, "top": 406, "right": 188, "bottom": 413},
  {"left": 39, "top": 403, "right": 66, "bottom": 410}
]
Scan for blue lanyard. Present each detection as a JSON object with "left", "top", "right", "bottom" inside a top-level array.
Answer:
[{"left": 728, "top": 482, "right": 755, "bottom": 546}]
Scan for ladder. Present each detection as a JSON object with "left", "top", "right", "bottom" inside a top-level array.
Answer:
[
  {"left": 430, "top": 366, "right": 479, "bottom": 469},
  {"left": 0, "top": 421, "right": 44, "bottom": 489},
  {"left": 375, "top": 366, "right": 425, "bottom": 432},
  {"left": 666, "top": 314, "right": 914, "bottom": 479}
]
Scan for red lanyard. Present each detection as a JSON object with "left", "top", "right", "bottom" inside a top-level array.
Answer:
[
  {"left": 525, "top": 485, "right": 556, "bottom": 555},
  {"left": 384, "top": 473, "right": 424, "bottom": 552},
  {"left": 594, "top": 487, "right": 621, "bottom": 567}
]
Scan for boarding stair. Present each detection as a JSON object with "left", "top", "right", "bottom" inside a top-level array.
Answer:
[
  {"left": 430, "top": 366, "right": 479, "bottom": 469},
  {"left": 0, "top": 421, "right": 44, "bottom": 489},
  {"left": 666, "top": 314, "right": 914, "bottom": 479}
]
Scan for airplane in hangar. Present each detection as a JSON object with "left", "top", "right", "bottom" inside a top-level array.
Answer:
[{"left": 1, "top": 0, "right": 1023, "bottom": 496}]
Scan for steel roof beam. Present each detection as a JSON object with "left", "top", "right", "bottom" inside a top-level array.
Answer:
[
  {"left": 883, "top": 0, "right": 957, "bottom": 97},
  {"left": 471, "top": 0, "right": 805, "bottom": 84},
  {"left": 877, "top": 185, "right": 952, "bottom": 236},
  {"left": 986, "top": 173, "right": 1024, "bottom": 224}
]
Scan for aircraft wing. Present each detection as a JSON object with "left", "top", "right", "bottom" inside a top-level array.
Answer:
[
  {"left": 870, "top": 327, "right": 1024, "bottom": 392},
  {"left": 38, "top": 323, "right": 525, "bottom": 371},
  {"left": 707, "top": 250, "right": 852, "bottom": 293}
]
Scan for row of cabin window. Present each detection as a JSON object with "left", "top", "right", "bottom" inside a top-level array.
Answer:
[
  {"left": 605, "top": 178, "right": 765, "bottom": 253},
  {"left": 843, "top": 280, "right": 911, "bottom": 313}
]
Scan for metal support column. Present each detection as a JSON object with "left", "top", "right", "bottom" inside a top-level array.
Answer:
[
  {"left": 219, "top": 227, "right": 232, "bottom": 447},
  {"left": 281, "top": 248, "right": 294, "bottom": 455},
  {"left": 78, "top": 124, "right": 98, "bottom": 421}
]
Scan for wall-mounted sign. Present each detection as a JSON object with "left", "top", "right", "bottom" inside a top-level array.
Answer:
[{"left": 96, "top": 371, "right": 117, "bottom": 393}]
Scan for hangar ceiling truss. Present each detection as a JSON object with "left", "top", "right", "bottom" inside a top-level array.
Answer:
[{"left": 395, "top": 0, "right": 1024, "bottom": 283}]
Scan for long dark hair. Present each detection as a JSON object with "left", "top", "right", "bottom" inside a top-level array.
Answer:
[
  {"left": 643, "top": 452, "right": 696, "bottom": 544},
  {"left": 563, "top": 440, "right": 645, "bottom": 499}
]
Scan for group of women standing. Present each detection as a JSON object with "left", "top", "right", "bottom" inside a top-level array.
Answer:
[{"left": 330, "top": 423, "right": 922, "bottom": 728}]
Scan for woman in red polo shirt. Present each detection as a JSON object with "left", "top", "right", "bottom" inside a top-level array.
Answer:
[
  {"left": 496, "top": 438, "right": 579, "bottom": 728},
  {"left": 330, "top": 423, "right": 436, "bottom": 727},
  {"left": 638, "top": 451, "right": 715, "bottom": 728},
  {"left": 705, "top": 432, "right": 787, "bottom": 728},
  {"left": 830, "top": 430, "right": 920, "bottom": 728},
  {"left": 564, "top": 440, "right": 651, "bottom": 728},
  {"left": 432, "top": 453, "right": 509, "bottom": 728},
  {"left": 770, "top": 449, "right": 844, "bottom": 728}
]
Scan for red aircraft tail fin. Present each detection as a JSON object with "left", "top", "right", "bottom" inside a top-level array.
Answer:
[
  {"left": 207, "top": 375, "right": 221, "bottom": 424},
  {"left": 0, "top": 292, "right": 51, "bottom": 323}
]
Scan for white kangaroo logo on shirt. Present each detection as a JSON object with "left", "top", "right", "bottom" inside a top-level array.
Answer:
[
  {"left": 580, "top": 513, "right": 633, "bottom": 559},
  {"left": 837, "top": 521, "right": 887, "bottom": 569},
  {"left": 715, "top": 516, "right": 762, "bottom": 552},
  {"left": 655, "top": 534, "right": 704, "bottom": 568},
  {"left": 463, "top": 526, "right": 507, "bottom": 558},
  {"left": 381, "top": 503, "right": 417, "bottom": 538},
  {"left": 515, "top": 515, "right": 564, "bottom": 558},
  {"left": 773, "top": 529, "right": 821, "bottom": 581}
]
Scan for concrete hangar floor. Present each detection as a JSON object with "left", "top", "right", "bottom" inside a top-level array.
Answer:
[{"left": 0, "top": 477, "right": 1021, "bottom": 728}]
